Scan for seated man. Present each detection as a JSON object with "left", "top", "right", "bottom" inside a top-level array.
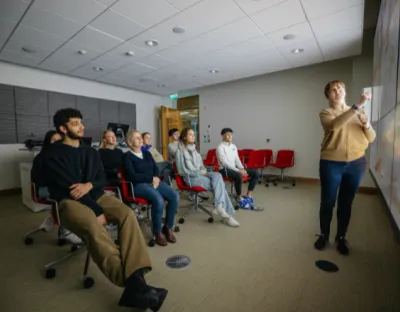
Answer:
[
  {"left": 41, "top": 108, "right": 167, "bottom": 311},
  {"left": 167, "top": 128, "right": 180, "bottom": 162},
  {"left": 142, "top": 132, "right": 174, "bottom": 185},
  {"left": 216, "top": 127, "right": 261, "bottom": 210}
]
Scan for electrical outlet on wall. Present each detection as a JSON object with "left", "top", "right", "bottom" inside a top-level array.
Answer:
[{"left": 266, "top": 138, "right": 270, "bottom": 143}]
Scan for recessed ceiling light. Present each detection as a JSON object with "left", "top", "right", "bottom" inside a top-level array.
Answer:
[
  {"left": 209, "top": 69, "right": 219, "bottom": 74},
  {"left": 126, "top": 51, "right": 135, "bottom": 56},
  {"left": 292, "top": 48, "right": 304, "bottom": 54},
  {"left": 145, "top": 40, "right": 159, "bottom": 47},
  {"left": 93, "top": 66, "right": 104, "bottom": 71},
  {"left": 173, "top": 26, "right": 186, "bottom": 34},
  {"left": 21, "top": 46, "right": 36, "bottom": 53},
  {"left": 283, "top": 34, "right": 296, "bottom": 40},
  {"left": 78, "top": 50, "right": 87, "bottom": 55}
]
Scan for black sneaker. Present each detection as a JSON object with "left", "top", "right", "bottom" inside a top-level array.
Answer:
[
  {"left": 314, "top": 234, "right": 328, "bottom": 250},
  {"left": 336, "top": 237, "right": 349, "bottom": 255}
]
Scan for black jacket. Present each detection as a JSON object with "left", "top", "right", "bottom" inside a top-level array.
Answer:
[{"left": 98, "top": 148, "right": 124, "bottom": 186}]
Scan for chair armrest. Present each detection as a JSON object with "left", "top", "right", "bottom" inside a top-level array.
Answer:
[{"left": 104, "top": 186, "right": 122, "bottom": 202}]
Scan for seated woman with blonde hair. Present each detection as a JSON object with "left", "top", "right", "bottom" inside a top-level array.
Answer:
[
  {"left": 122, "top": 130, "right": 179, "bottom": 246},
  {"left": 175, "top": 127, "right": 239, "bottom": 228}
]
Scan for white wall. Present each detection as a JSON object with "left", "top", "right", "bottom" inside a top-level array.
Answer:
[
  {"left": 0, "top": 61, "right": 168, "bottom": 190},
  {"left": 179, "top": 57, "right": 375, "bottom": 187}
]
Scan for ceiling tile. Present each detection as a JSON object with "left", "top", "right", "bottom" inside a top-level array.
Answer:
[
  {"left": 230, "top": 36, "right": 275, "bottom": 56},
  {"left": 128, "top": 29, "right": 178, "bottom": 53},
  {"left": 235, "top": 0, "right": 287, "bottom": 15},
  {"left": 111, "top": 0, "right": 178, "bottom": 28},
  {"left": 310, "top": 4, "right": 364, "bottom": 39},
  {"left": 107, "top": 42, "right": 150, "bottom": 59},
  {"left": 0, "top": 0, "right": 30, "bottom": 23},
  {"left": 21, "top": 6, "right": 83, "bottom": 39},
  {"left": 250, "top": 0, "right": 306, "bottom": 34},
  {"left": 301, "top": 0, "right": 363, "bottom": 20},
  {"left": 156, "top": 44, "right": 199, "bottom": 62},
  {"left": 137, "top": 54, "right": 172, "bottom": 69},
  {"left": 177, "top": 33, "right": 226, "bottom": 55},
  {"left": 93, "top": 52, "right": 138, "bottom": 70},
  {"left": 210, "top": 17, "right": 263, "bottom": 46},
  {"left": 149, "top": 0, "right": 245, "bottom": 45},
  {"left": 0, "top": 49, "right": 40, "bottom": 66},
  {"left": 71, "top": 26, "right": 123, "bottom": 52},
  {"left": 143, "top": 65, "right": 188, "bottom": 80},
  {"left": 277, "top": 38, "right": 323, "bottom": 67},
  {"left": 0, "top": 18, "right": 17, "bottom": 45},
  {"left": 95, "top": 0, "right": 118, "bottom": 6},
  {"left": 165, "top": 0, "right": 202, "bottom": 11},
  {"left": 118, "top": 62, "right": 157, "bottom": 76},
  {"left": 90, "top": 9, "right": 145, "bottom": 41},
  {"left": 11, "top": 24, "right": 65, "bottom": 52},
  {"left": 0, "top": 36, "right": 8, "bottom": 49},
  {"left": 32, "top": 0, "right": 107, "bottom": 25},
  {"left": 70, "top": 62, "right": 113, "bottom": 79},
  {"left": 266, "top": 22, "right": 314, "bottom": 48},
  {"left": 3, "top": 39, "right": 52, "bottom": 60}
]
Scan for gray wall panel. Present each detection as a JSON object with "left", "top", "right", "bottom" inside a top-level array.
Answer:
[
  {"left": 17, "top": 114, "right": 50, "bottom": 142},
  {"left": 99, "top": 99, "right": 119, "bottom": 122},
  {"left": 118, "top": 102, "right": 136, "bottom": 129},
  {"left": 83, "top": 121, "right": 102, "bottom": 141},
  {"left": 77, "top": 96, "right": 99, "bottom": 121},
  {"left": 15, "top": 87, "right": 48, "bottom": 117},
  {"left": 0, "top": 115, "right": 17, "bottom": 144},
  {"left": 0, "top": 84, "right": 15, "bottom": 115},
  {"left": 49, "top": 92, "right": 76, "bottom": 116}
]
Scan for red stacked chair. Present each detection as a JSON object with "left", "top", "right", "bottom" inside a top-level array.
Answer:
[
  {"left": 203, "top": 149, "right": 217, "bottom": 167},
  {"left": 268, "top": 150, "right": 296, "bottom": 186},
  {"left": 172, "top": 163, "right": 214, "bottom": 224}
]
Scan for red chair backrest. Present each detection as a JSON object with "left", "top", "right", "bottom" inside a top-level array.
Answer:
[
  {"left": 240, "top": 149, "right": 254, "bottom": 164},
  {"left": 259, "top": 149, "right": 273, "bottom": 166},
  {"left": 275, "top": 150, "right": 295, "bottom": 167},
  {"left": 172, "top": 163, "right": 188, "bottom": 189},
  {"left": 118, "top": 170, "right": 131, "bottom": 198},
  {"left": 203, "top": 149, "right": 217, "bottom": 166},
  {"left": 247, "top": 150, "right": 269, "bottom": 168},
  {"left": 238, "top": 150, "right": 245, "bottom": 163}
]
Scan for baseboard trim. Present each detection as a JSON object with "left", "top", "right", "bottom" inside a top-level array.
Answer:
[
  {"left": 0, "top": 187, "right": 22, "bottom": 196},
  {"left": 287, "top": 176, "right": 378, "bottom": 195},
  {"left": 369, "top": 170, "right": 400, "bottom": 245}
]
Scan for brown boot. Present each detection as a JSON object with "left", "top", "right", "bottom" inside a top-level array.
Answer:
[
  {"left": 162, "top": 226, "right": 176, "bottom": 243},
  {"left": 155, "top": 233, "right": 167, "bottom": 246}
]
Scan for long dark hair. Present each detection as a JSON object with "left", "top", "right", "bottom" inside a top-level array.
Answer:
[
  {"left": 179, "top": 127, "right": 194, "bottom": 146},
  {"left": 43, "top": 130, "right": 58, "bottom": 150}
]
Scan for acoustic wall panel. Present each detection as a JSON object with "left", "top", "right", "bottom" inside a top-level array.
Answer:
[
  {"left": 0, "top": 84, "right": 15, "bottom": 115},
  {"left": 0, "top": 115, "right": 17, "bottom": 144},
  {"left": 99, "top": 99, "right": 119, "bottom": 122},
  {"left": 17, "top": 115, "right": 50, "bottom": 142},
  {"left": 77, "top": 96, "right": 99, "bottom": 121},
  {"left": 48, "top": 92, "right": 76, "bottom": 128},
  {"left": 15, "top": 87, "right": 48, "bottom": 117},
  {"left": 118, "top": 102, "right": 136, "bottom": 130},
  {"left": 83, "top": 120, "right": 102, "bottom": 141}
]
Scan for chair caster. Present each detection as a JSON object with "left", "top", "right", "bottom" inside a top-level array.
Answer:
[
  {"left": 208, "top": 217, "right": 214, "bottom": 223},
  {"left": 83, "top": 276, "right": 94, "bottom": 289},
  {"left": 70, "top": 245, "right": 78, "bottom": 252},
  {"left": 258, "top": 181, "right": 262, "bottom": 184},
  {"left": 148, "top": 238, "right": 155, "bottom": 247},
  {"left": 57, "top": 238, "right": 66, "bottom": 246},
  {"left": 24, "top": 236, "right": 33, "bottom": 245},
  {"left": 178, "top": 218, "right": 185, "bottom": 224},
  {"left": 45, "top": 268, "right": 56, "bottom": 279},
  {"left": 174, "top": 225, "right": 180, "bottom": 232},
  {"left": 141, "top": 207, "right": 147, "bottom": 212},
  {"left": 273, "top": 182, "right": 277, "bottom": 186},
  {"left": 234, "top": 205, "right": 240, "bottom": 210},
  {"left": 265, "top": 183, "right": 269, "bottom": 187},
  {"left": 292, "top": 182, "right": 296, "bottom": 186}
]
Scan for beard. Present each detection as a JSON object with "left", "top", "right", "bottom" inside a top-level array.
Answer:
[{"left": 65, "top": 126, "right": 81, "bottom": 140}]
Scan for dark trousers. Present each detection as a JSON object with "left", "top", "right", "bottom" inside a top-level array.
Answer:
[
  {"left": 220, "top": 167, "right": 260, "bottom": 197},
  {"left": 319, "top": 156, "right": 366, "bottom": 239}
]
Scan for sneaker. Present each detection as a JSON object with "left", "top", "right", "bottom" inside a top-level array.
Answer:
[
  {"left": 39, "top": 215, "right": 54, "bottom": 232},
  {"left": 222, "top": 216, "right": 240, "bottom": 227},
  {"left": 60, "top": 228, "right": 82, "bottom": 245},
  {"left": 336, "top": 237, "right": 349, "bottom": 255},
  {"left": 212, "top": 205, "right": 230, "bottom": 219},
  {"left": 314, "top": 234, "right": 328, "bottom": 250},
  {"left": 243, "top": 196, "right": 254, "bottom": 206},
  {"left": 238, "top": 197, "right": 250, "bottom": 209}
]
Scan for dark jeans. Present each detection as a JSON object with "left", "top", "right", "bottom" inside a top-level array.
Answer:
[
  {"left": 319, "top": 156, "right": 366, "bottom": 239},
  {"left": 157, "top": 161, "right": 174, "bottom": 185},
  {"left": 134, "top": 181, "right": 179, "bottom": 234},
  {"left": 219, "top": 167, "right": 260, "bottom": 197}
]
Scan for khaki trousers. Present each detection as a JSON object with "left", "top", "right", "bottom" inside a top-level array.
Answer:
[{"left": 59, "top": 194, "right": 151, "bottom": 287}]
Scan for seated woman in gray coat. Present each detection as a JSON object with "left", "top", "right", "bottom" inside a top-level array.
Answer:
[{"left": 175, "top": 127, "right": 239, "bottom": 228}]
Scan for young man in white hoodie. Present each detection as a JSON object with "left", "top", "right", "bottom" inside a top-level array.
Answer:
[{"left": 216, "top": 128, "right": 260, "bottom": 210}]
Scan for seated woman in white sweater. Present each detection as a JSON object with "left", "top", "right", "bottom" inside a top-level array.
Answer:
[{"left": 175, "top": 127, "right": 239, "bottom": 227}]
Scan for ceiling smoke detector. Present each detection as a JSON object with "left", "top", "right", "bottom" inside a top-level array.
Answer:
[
  {"left": 283, "top": 34, "right": 296, "bottom": 40},
  {"left": 145, "top": 40, "right": 159, "bottom": 47},
  {"left": 126, "top": 51, "right": 135, "bottom": 56},
  {"left": 292, "top": 48, "right": 304, "bottom": 54},
  {"left": 93, "top": 66, "right": 104, "bottom": 71},
  {"left": 78, "top": 50, "right": 87, "bottom": 55},
  {"left": 209, "top": 69, "right": 219, "bottom": 74},
  {"left": 21, "top": 46, "right": 36, "bottom": 53},
  {"left": 173, "top": 26, "right": 186, "bottom": 34}
]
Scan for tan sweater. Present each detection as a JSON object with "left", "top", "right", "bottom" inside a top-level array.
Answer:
[
  {"left": 149, "top": 147, "right": 164, "bottom": 163},
  {"left": 319, "top": 106, "right": 376, "bottom": 162}
]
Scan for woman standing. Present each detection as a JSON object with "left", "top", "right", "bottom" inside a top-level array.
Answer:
[
  {"left": 315, "top": 80, "right": 376, "bottom": 255},
  {"left": 122, "top": 130, "right": 179, "bottom": 246},
  {"left": 175, "top": 128, "right": 240, "bottom": 228}
]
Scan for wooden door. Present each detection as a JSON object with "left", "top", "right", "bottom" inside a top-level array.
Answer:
[{"left": 160, "top": 106, "right": 182, "bottom": 160}]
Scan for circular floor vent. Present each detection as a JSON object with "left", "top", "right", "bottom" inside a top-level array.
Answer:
[{"left": 166, "top": 255, "right": 191, "bottom": 269}]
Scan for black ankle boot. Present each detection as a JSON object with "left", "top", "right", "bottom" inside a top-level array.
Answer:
[
  {"left": 336, "top": 237, "right": 349, "bottom": 255},
  {"left": 314, "top": 234, "right": 328, "bottom": 250},
  {"left": 118, "top": 270, "right": 168, "bottom": 311}
]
